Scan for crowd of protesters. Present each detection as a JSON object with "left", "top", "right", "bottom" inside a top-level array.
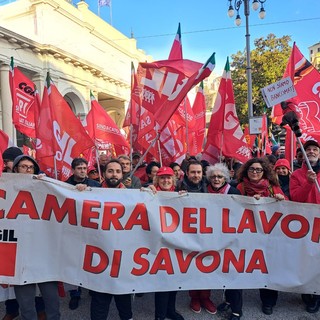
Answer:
[{"left": 1, "top": 138, "right": 320, "bottom": 320}]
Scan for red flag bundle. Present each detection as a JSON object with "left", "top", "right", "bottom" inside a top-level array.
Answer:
[
  {"left": 135, "top": 53, "right": 215, "bottom": 134},
  {"left": 202, "top": 58, "right": 252, "bottom": 164},
  {"left": 9, "top": 57, "right": 36, "bottom": 138}
]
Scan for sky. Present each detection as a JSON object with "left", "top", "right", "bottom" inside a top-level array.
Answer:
[{"left": 85, "top": 0, "right": 320, "bottom": 75}]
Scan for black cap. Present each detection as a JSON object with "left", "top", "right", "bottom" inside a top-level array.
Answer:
[
  {"left": 303, "top": 139, "right": 320, "bottom": 150},
  {"left": 2, "top": 147, "right": 23, "bottom": 161}
]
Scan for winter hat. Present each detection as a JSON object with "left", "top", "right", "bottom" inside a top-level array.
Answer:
[
  {"left": 274, "top": 159, "right": 291, "bottom": 171},
  {"left": 12, "top": 155, "right": 40, "bottom": 174},
  {"left": 271, "top": 145, "right": 280, "bottom": 153},
  {"left": 2, "top": 147, "right": 23, "bottom": 161},
  {"left": 156, "top": 167, "right": 174, "bottom": 176}
]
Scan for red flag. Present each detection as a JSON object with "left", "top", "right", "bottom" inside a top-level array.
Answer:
[
  {"left": 36, "top": 73, "right": 94, "bottom": 180},
  {"left": 202, "top": 58, "right": 252, "bottom": 164},
  {"left": 9, "top": 57, "right": 36, "bottom": 138},
  {"left": 135, "top": 53, "right": 215, "bottom": 132},
  {"left": 168, "top": 23, "right": 183, "bottom": 60},
  {"left": 188, "top": 81, "right": 206, "bottom": 155},
  {"left": 84, "top": 92, "right": 129, "bottom": 155},
  {"left": 272, "top": 43, "right": 320, "bottom": 133}
]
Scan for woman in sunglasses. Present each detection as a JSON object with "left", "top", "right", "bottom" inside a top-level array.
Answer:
[
  {"left": 236, "top": 157, "right": 287, "bottom": 316},
  {"left": 236, "top": 158, "right": 286, "bottom": 201}
]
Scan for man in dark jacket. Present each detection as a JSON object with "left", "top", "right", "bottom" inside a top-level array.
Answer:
[
  {"left": 64, "top": 157, "right": 100, "bottom": 309},
  {"left": 175, "top": 160, "right": 216, "bottom": 315}
]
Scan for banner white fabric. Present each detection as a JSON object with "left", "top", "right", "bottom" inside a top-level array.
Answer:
[{"left": 0, "top": 173, "right": 320, "bottom": 301}]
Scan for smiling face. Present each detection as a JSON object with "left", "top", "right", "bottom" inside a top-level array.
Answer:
[
  {"left": 104, "top": 162, "right": 123, "bottom": 188},
  {"left": 275, "top": 166, "right": 289, "bottom": 176},
  {"left": 306, "top": 145, "right": 320, "bottom": 165},
  {"left": 158, "top": 175, "right": 174, "bottom": 191},
  {"left": 209, "top": 170, "right": 226, "bottom": 189},
  {"left": 247, "top": 162, "right": 264, "bottom": 183}
]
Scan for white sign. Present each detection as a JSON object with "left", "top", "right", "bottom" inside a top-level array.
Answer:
[
  {"left": 0, "top": 174, "right": 320, "bottom": 300},
  {"left": 249, "top": 116, "right": 263, "bottom": 134},
  {"left": 261, "top": 77, "right": 297, "bottom": 108}
]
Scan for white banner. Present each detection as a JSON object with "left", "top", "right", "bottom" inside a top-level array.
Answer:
[{"left": 0, "top": 173, "right": 320, "bottom": 301}]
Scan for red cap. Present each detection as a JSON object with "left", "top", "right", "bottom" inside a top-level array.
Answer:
[
  {"left": 87, "top": 165, "right": 97, "bottom": 174},
  {"left": 274, "top": 159, "right": 291, "bottom": 171},
  {"left": 156, "top": 167, "right": 174, "bottom": 176}
]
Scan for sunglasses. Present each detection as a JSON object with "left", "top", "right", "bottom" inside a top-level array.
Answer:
[
  {"left": 248, "top": 167, "right": 263, "bottom": 173},
  {"left": 89, "top": 170, "right": 98, "bottom": 174},
  {"left": 210, "top": 175, "right": 224, "bottom": 179}
]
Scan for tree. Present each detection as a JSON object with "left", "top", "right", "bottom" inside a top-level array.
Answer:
[{"left": 230, "top": 34, "right": 292, "bottom": 125}]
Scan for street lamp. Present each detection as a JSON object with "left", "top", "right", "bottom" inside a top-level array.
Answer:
[{"left": 227, "top": 0, "right": 267, "bottom": 120}]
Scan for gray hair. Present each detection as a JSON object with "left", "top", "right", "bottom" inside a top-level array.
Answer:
[{"left": 206, "top": 163, "right": 230, "bottom": 182}]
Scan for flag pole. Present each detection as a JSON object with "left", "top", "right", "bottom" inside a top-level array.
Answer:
[
  {"left": 109, "top": 0, "right": 113, "bottom": 25},
  {"left": 184, "top": 97, "right": 189, "bottom": 154}
]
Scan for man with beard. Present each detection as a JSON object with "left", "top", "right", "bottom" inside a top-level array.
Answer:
[
  {"left": 90, "top": 159, "right": 133, "bottom": 320},
  {"left": 175, "top": 160, "right": 217, "bottom": 316},
  {"left": 290, "top": 139, "right": 320, "bottom": 313}
]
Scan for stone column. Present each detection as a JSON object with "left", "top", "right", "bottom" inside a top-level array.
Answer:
[{"left": 0, "top": 63, "right": 15, "bottom": 141}]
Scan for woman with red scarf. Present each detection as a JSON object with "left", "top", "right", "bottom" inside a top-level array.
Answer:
[
  {"left": 146, "top": 166, "right": 184, "bottom": 320},
  {"left": 236, "top": 158, "right": 286, "bottom": 316},
  {"left": 206, "top": 163, "right": 243, "bottom": 320}
]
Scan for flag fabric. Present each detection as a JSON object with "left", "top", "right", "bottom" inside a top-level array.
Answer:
[
  {"left": 9, "top": 57, "right": 36, "bottom": 138},
  {"left": 36, "top": 73, "right": 94, "bottom": 180},
  {"left": 135, "top": 53, "right": 215, "bottom": 134},
  {"left": 271, "top": 43, "right": 320, "bottom": 161},
  {"left": 98, "top": 0, "right": 111, "bottom": 7},
  {"left": 202, "top": 58, "right": 252, "bottom": 164},
  {"left": 260, "top": 113, "right": 272, "bottom": 155},
  {"left": 0, "top": 130, "right": 10, "bottom": 175},
  {"left": 84, "top": 92, "right": 129, "bottom": 155},
  {"left": 272, "top": 43, "right": 320, "bottom": 132},
  {"left": 168, "top": 23, "right": 183, "bottom": 60},
  {"left": 188, "top": 81, "right": 206, "bottom": 155}
]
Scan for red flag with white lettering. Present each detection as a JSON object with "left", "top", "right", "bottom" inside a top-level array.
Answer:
[
  {"left": 136, "top": 53, "right": 215, "bottom": 132},
  {"left": 36, "top": 73, "right": 94, "bottom": 180},
  {"left": 202, "top": 58, "right": 252, "bottom": 164},
  {"left": 84, "top": 92, "right": 129, "bottom": 155},
  {"left": 9, "top": 57, "right": 36, "bottom": 138}
]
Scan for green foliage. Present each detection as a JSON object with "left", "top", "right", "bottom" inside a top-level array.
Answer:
[{"left": 230, "top": 33, "right": 292, "bottom": 125}]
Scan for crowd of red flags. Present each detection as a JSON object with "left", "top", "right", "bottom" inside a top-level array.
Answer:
[{"left": 2, "top": 25, "right": 320, "bottom": 177}]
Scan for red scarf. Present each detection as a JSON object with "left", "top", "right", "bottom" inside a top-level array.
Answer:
[
  {"left": 207, "top": 182, "right": 230, "bottom": 194},
  {"left": 156, "top": 185, "right": 175, "bottom": 192},
  {"left": 241, "top": 177, "right": 273, "bottom": 197}
]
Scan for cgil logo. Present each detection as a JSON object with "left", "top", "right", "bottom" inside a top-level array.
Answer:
[{"left": 0, "top": 229, "right": 17, "bottom": 277}]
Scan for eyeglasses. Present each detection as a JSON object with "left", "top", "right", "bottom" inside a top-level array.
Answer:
[
  {"left": 210, "top": 175, "right": 224, "bottom": 179},
  {"left": 89, "top": 170, "right": 98, "bottom": 174},
  {"left": 18, "top": 164, "right": 35, "bottom": 171},
  {"left": 248, "top": 167, "right": 263, "bottom": 173}
]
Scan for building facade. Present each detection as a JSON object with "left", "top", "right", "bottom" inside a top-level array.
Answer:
[
  {"left": 0, "top": 0, "right": 151, "bottom": 143},
  {"left": 309, "top": 42, "right": 320, "bottom": 70}
]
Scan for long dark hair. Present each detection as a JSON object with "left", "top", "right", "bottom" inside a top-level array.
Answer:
[{"left": 237, "top": 158, "right": 279, "bottom": 186}]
